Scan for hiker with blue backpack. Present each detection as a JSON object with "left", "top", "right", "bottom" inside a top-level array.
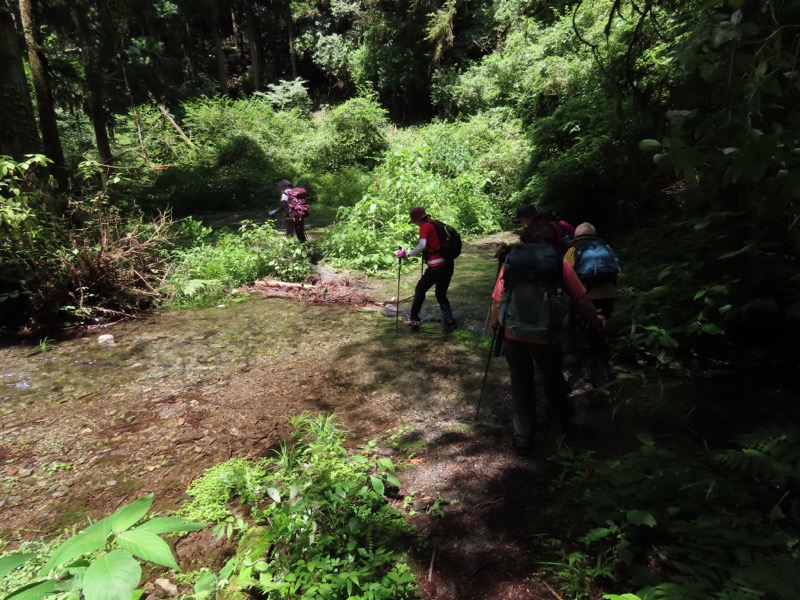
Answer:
[
  {"left": 396, "top": 206, "right": 460, "bottom": 330},
  {"left": 564, "top": 222, "right": 621, "bottom": 393},
  {"left": 489, "top": 220, "right": 606, "bottom": 456},
  {"left": 269, "top": 179, "right": 309, "bottom": 243}
]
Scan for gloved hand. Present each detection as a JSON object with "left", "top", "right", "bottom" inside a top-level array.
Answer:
[
  {"left": 269, "top": 210, "right": 276, "bottom": 217},
  {"left": 396, "top": 249, "right": 406, "bottom": 259}
]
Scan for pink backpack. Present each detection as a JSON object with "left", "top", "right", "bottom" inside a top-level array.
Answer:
[{"left": 286, "top": 187, "right": 309, "bottom": 220}]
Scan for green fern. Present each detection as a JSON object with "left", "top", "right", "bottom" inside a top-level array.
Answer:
[
  {"left": 179, "top": 278, "right": 223, "bottom": 298},
  {"left": 713, "top": 427, "right": 800, "bottom": 484},
  {"left": 734, "top": 554, "right": 800, "bottom": 600}
]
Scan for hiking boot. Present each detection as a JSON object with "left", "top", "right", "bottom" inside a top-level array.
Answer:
[
  {"left": 443, "top": 318, "right": 457, "bottom": 330},
  {"left": 402, "top": 315, "right": 421, "bottom": 327}
]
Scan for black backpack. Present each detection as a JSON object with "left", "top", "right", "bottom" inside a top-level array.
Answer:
[
  {"left": 499, "top": 243, "right": 568, "bottom": 343},
  {"left": 430, "top": 220, "right": 462, "bottom": 260},
  {"left": 572, "top": 236, "right": 621, "bottom": 288}
]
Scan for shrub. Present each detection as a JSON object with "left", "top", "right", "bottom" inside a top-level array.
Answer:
[
  {"left": 164, "top": 221, "right": 311, "bottom": 306},
  {"left": 185, "top": 414, "right": 418, "bottom": 600},
  {"left": 263, "top": 78, "right": 313, "bottom": 112},
  {"left": 312, "top": 97, "right": 390, "bottom": 171},
  {"left": 545, "top": 429, "right": 800, "bottom": 599},
  {"left": 1, "top": 156, "right": 178, "bottom": 330},
  {"left": 320, "top": 111, "right": 528, "bottom": 273}
]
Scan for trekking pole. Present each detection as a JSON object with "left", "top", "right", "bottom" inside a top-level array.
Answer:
[
  {"left": 395, "top": 247, "right": 402, "bottom": 335},
  {"left": 483, "top": 258, "right": 505, "bottom": 334},
  {"left": 475, "top": 326, "right": 498, "bottom": 419}
]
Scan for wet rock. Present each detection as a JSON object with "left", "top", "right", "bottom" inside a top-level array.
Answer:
[
  {"left": 175, "top": 430, "right": 204, "bottom": 444},
  {"left": 97, "top": 334, "right": 115, "bottom": 346},
  {"left": 154, "top": 579, "right": 178, "bottom": 597}
]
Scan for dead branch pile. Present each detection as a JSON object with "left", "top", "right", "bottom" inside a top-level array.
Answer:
[{"left": 246, "top": 275, "right": 380, "bottom": 306}]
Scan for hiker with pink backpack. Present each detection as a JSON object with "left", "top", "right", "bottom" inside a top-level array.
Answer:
[{"left": 269, "top": 179, "right": 309, "bottom": 243}]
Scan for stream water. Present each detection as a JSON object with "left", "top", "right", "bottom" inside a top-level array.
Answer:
[
  {"left": 0, "top": 282, "right": 497, "bottom": 538},
  {"left": 1, "top": 299, "right": 358, "bottom": 414}
]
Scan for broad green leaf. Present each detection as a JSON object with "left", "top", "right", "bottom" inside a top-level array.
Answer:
[
  {"left": 82, "top": 551, "right": 141, "bottom": 600},
  {"left": 369, "top": 476, "right": 384, "bottom": 496},
  {"left": 194, "top": 570, "right": 216, "bottom": 595},
  {"left": 131, "top": 590, "right": 145, "bottom": 600},
  {"left": 582, "top": 527, "right": 612, "bottom": 542},
  {"left": 637, "top": 432, "right": 654, "bottom": 446},
  {"left": 117, "top": 530, "right": 180, "bottom": 570},
  {"left": 0, "top": 554, "right": 35, "bottom": 579},
  {"left": 218, "top": 557, "right": 238, "bottom": 581},
  {"left": 39, "top": 527, "right": 107, "bottom": 575},
  {"left": 637, "top": 139, "right": 662, "bottom": 152},
  {"left": 135, "top": 517, "right": 205, "bottom": 534},
  {"left": 4, "top": 579, "right": 58, "bottom": 600},
  {"left": 626, "top": 510, "right": 657, "bottom": 527},
  {"left": 106, "top": 495, "right": 154, "bottom": 534},
  {"left": 603, "top": 595, "right": 642, "bottom": 600}
]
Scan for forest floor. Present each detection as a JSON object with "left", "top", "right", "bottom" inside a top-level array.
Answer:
[{"left": 1, "top": 220, "right": 636, "bottom": 600}]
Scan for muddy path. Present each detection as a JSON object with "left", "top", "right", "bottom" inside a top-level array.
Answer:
[{"left": 1, "top": 233, "right": 626, "bottom": 599}]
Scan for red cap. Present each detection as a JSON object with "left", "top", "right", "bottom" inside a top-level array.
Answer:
[{"left": 409, "top": 206, "right": 429, "bottom": 222}]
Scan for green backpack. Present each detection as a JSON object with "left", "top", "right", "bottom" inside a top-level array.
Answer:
[{"left": 499, "top": 243, "right": 568, "bottom": 343}]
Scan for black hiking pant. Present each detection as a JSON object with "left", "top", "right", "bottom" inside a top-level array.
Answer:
[
  {"left": 410, "top": 262, "right": 454, "bottom": 323},
  {"left": 286, "top": 217, "right": 307, "bottom": 243},
  {"left": 503, "top": 337, "right": 571, "bottom": 450},
  {"left": 574, "top": 297, "right": 614, "bottom": 384}
]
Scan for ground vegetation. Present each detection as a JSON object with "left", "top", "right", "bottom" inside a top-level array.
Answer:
[{"left": 1, "top": 0, "right": 799, "bottom": 597}]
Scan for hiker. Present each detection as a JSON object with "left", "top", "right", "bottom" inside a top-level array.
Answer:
[
  {"left": 513, "top": 204, "right": 575, "bottom": 256},
  {"left": 490, "top": 220, "right": 605, "bottom": 455},
  {"left": 269, "top": 179, "right": 308, "bottom": 243},
  {"left": 396, "top": 206, "right": 457, "bottom": 329},
  {"left": 564, "top": 222, "right": 620, "bottom": 392}
]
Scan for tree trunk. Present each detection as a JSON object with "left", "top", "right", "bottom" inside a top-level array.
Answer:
[
  {"left": 18, "top": 0, "right": 67, "bottom": 188},
  {"left": 0, "top": 7, "right": 40, "bottom": 160},
  {"left": 243, "top": 0, "right": 262, "bottom": 90},
  {"left": 209, "top": 1, "right": 227, "bottom": 94},
  {"left": 287, "top": 13, "right": 297, "bottom": 80},
  {"left": 72, "top": 4, "right": 113, "bottom": 166}
]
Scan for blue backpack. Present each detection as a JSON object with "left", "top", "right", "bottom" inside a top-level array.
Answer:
[{"left": 572, "top": 236, "right": 621, "bottom": 288}]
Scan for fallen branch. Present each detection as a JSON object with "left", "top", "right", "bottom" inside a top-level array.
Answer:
[
  {"left": 475, "top": 492, "right": 505, "bottom": 510},
  {"left": 255, "top": 279, "right": 309, "bottom": 289},
  {"left": 149, "top": 91, "right": 196, "bottom": 149},
  {"left": 543, "top": 581, "right": 564, "bottom": 600},
  {"left": 427, "top": 546, "right": 437, "bottom": 582}
]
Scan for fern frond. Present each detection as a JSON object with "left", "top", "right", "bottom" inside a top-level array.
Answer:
[
  {"left": 180, "top": 278, "right": 222, "bottom": 298},
  {"left": 736, "top": 554, "right": 800, "bottom": 600},
  {"left": 713, "top": 449, "right": 794, "bottom": 483}
]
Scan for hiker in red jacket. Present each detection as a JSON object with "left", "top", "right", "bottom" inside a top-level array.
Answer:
[{"left": 396, "top": 206, "right": 457, "bottom": 329}]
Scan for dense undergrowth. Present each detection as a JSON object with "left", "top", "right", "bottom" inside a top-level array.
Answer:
[{"left": 0, "top": 414, "right": 419, "bottom": 600}]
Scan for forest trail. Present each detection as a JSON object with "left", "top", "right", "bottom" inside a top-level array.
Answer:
[{"left": 1, "top": 228, "right": 623, "bottom": 600}]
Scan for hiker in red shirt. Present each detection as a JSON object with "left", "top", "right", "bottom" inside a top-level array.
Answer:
[{"left": 397, "top": 206, "right": 457, "bottom": 329}]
